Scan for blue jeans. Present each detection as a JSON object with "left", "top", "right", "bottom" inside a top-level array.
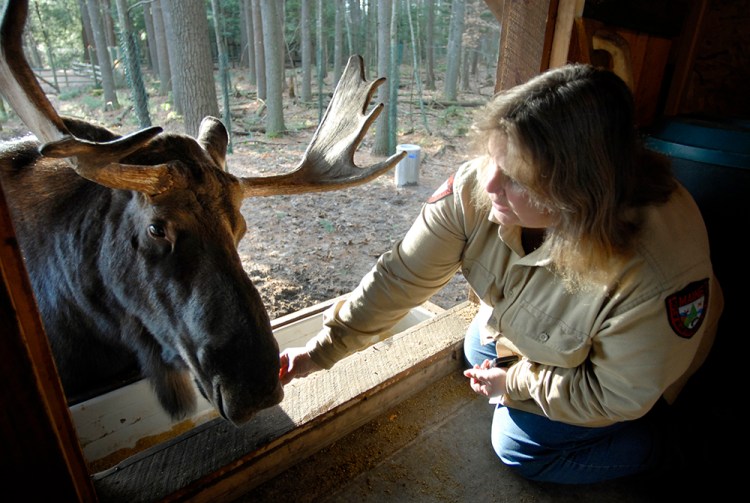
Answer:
[{"left": 463, "top": 315, "right": 666, "bottom": 484}]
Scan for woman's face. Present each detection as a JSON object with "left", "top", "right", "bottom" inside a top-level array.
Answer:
[{"left": 485, "top": 133, "right": 555, "bottom": 229}]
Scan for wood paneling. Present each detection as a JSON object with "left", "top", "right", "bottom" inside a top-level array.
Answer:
[{"left": 0, "top": 182, "right": 96, "bottom": 501}]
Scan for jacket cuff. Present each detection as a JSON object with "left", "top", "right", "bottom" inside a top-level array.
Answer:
[{"left": 504, "top": 358, "right": 532, "bottom": 401}]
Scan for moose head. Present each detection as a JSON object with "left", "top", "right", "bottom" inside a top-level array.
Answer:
[{"left": 0, "top": 0, "right": 402, "bottom": 425}]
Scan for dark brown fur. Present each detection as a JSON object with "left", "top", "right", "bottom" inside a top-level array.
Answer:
[{"left": 0, "top": 117, "right": 283, "bottom": 424}]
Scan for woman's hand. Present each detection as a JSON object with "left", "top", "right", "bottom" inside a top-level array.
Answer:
[
  {"left": 279, "top": 346, "right": 323, "bottom": 385},
  {"left": 463, "top": 358, "right": 507, "bottom": 401}
]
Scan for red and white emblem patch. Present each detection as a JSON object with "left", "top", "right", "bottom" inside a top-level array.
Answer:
[
  {"left": 427, "top": 174, "right": 455, "bottom": 203},
  {"left": 665, "top": 279, "right": 709, "bottom": 339}
]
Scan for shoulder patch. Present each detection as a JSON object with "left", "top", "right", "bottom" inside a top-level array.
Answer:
[
  {"left": 427, "top": 174, "right": 455, "bottom": 203},
  {"left": 665, "top": 279, "right": 709, "bottom": 339}
]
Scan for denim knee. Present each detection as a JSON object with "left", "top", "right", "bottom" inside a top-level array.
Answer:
[
  {"left": 490, "top": 414, "right": 549, "bottom": 480},
  {"left": 490, "top": 404, "right": 663, "bottom": 484},
  {"left": 490, "top": 404, "right": 587, "bottom": 482}
]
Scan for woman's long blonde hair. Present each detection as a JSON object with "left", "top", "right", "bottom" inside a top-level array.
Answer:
[{"left": 472, "top": 64, "right": 676, "bottom": 289}]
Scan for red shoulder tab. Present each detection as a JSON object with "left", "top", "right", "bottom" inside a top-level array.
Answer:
[
  {"left": 665, "top": 279, "right": 709, "bottom": 339},
  {"left": 427, "top": 174, "right": 455, "bottom": 203}
]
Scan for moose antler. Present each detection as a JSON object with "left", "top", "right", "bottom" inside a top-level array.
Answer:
[
  {"left": 0, "top": 1, "right": 161, "bottom": 176},
  {"left": 0, "top": 1, "right": 67, "bottom": 144},
  {"left": 240, "top": 55, "right": 405, "bottom": 196}
]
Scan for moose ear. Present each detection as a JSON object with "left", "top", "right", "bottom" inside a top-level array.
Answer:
[{"left": 197, "top": 116, "right": 228, "bottom": 170}]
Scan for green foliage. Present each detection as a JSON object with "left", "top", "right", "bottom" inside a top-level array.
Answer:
[
  {"left": 207, "top": 0, "right": 244, "bottom": 63},
  {"left": 284, "top": 120, "right": 309, "bottom": 133},
  {"left": 79, "top": 93, "right": 104, "bottom": 113},
  {"left": 58, "top": 87, "right": 89, "bottom": 101},
  {"left": 438, "top": 105, "right": 470, "bottom": 136},
  {"left": 24, "top": 0, "right": 83, "bottom": 67}
]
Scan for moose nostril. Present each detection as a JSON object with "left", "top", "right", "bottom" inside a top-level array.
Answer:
[{"left": 214, "top": 383, "right": 229, "bottom": 421}]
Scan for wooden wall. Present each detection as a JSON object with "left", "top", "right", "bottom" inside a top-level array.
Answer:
[
  {"left": 0, "top": 182, "right": 96, "bottom": 499},
  {"left": 678, "top": 0, "right": 750, "bottom": 118},
  {"left": 487, "top": 0, "right": 750, "bottom": 123}
]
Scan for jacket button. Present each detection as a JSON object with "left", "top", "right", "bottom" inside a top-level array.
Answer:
[{"left": 539, "top": 332, "right": 550, "bottom": 342}]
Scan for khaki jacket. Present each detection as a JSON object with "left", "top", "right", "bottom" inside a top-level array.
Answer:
[{"left": 306, "top": 157, "right": 723, "bottom": 427}]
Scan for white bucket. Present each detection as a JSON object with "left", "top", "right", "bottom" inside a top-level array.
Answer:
[{"left": 395, "top": 144, "right": 421, "bottom": 187}]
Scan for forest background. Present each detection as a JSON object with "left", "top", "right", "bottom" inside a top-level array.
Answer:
[{"left": 0, "top": 0, "right": 503, "bottom": 319}]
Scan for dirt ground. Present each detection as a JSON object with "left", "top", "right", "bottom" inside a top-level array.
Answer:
[
  {"left": 0, "top": 67, "right": 500, "bottom": 320},
  {"left": 228, "top": 124, "right": 473, "bottom": 319}
]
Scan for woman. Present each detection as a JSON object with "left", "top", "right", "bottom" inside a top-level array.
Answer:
[{"left": 279, "top": 64, "right": 723, "bottom": 484}]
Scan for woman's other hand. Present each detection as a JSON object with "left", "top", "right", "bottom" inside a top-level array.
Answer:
[{"left": 463, "top": 358, "right": 507, "bottom": 401}]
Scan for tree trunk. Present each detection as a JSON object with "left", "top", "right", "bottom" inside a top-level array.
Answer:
[
  {"left": 162, "top": 0, "right": 219, "bottom": 136},
  {"left": 252, "top": 0, "right": 266, "bottom": 101},
  {"left": 100, "top": 0, "right": 117, "bottom": 48},
  {"left": 248, "top": 0, "right": 258, "bottom": 86},
  {"left": 260, "top": 0, "right": 286, "bottom": 135},
  {"left": 143, "top": 2, "right": 158, "bottom": 73},
  {"left": 23, "top": 32, "right": 44, "bottom": 68},
  {"left": 300, "top": 0, "right": 312, "bottom": 102},
  {"left": 366, "top": 1, "right": 376, "bottom": 85},
  {"left": 160, "top": 0, "right": 183, "bottom": 112},
  {"left": 238, "top": 0, "right": 248, "bottom": 67},
  {"left": 371, "top": 0, "right": 391, "bottom": 156},
  {"left": 316, "top": 0, "right": 324, "bottom": 119},
  {"left": 443, "top": 0, "right": 465, "bottom": 101},
  {"left": 333, "top": 0, "right": 343, "bottom": 84},
  {"left": 407, "top": 0, "right": 430, "bottom": 133},
  {"left": 76, "top": 0, "right": 96, "bottom": 65},
  {"left": 114, "top": 0, "right": 151, "bottom": 127},
  {"left": 343, "top": 0, "right": 353, "bottom": 56},
  {"left": 387, "top": 0, "right": 398, "bottom": 154},
  {"left": 152, "top": 0, "right": 171, "bottom": 97},
  {"left": 424, "top": 0, "right": 436, "bottom": 90},
  {"left": 32, "top": 3, "right": 59, "bottom": 91},
  {"left": 348, "top": 0, "right": 362, "bottom": 57},
  {"left": 211, "top": 0, "right": 233, "bottom": 153},
  {"left": 87, "top": 0, "right": 120, "bottom": 109},
  {"left": 277, "top": 0, "right": 286, "bottom": 89}
]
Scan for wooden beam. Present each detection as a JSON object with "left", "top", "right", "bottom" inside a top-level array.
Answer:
[
  {"left": 71, "top": 300, "right": 441, "bottom": 471},
  {"left": 92, "top": 302, "right": 479, "bottom": 502},
  {"left": 495, "top": 0, "right": 557, "bottom": 92},
  {"left": 664, "top": 0, "right": 709, "bottom": 116},
  {"left": 0, "top": 182, "right": 97, "bottom": 501},
  {"left": 548, "top": 0, "right": 586, "bottom": 68}
]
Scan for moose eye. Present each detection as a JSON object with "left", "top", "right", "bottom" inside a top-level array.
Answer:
[{"left": 148, "top": 223, "right": 166, "bottom": 239}]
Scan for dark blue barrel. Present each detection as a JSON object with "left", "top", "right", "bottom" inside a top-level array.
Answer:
[
  {"left": 645, "top": 117, "right": 749, "bottom": 338},
  {"left": 645, "top": 117, "right": 748, "bottom": 467}
]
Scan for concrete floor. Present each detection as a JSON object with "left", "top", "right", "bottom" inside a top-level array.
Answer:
[{"left": 231, "top": 370, "right": 729, "bottom": 503}]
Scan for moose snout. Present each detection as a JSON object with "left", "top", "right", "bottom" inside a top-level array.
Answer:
[
  {"left": 192, "top": 328, "right": 283, "bottom": 426},
  {"left": 223, "top": 380, "right": 285, "bottom": 426},
  {"left": 213, "top": 375, "right": 284, "bottom": 426}
]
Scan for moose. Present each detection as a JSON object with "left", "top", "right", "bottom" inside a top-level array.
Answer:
[{"left": 0, "top": 0, "right": 402, "bottom": 425}]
